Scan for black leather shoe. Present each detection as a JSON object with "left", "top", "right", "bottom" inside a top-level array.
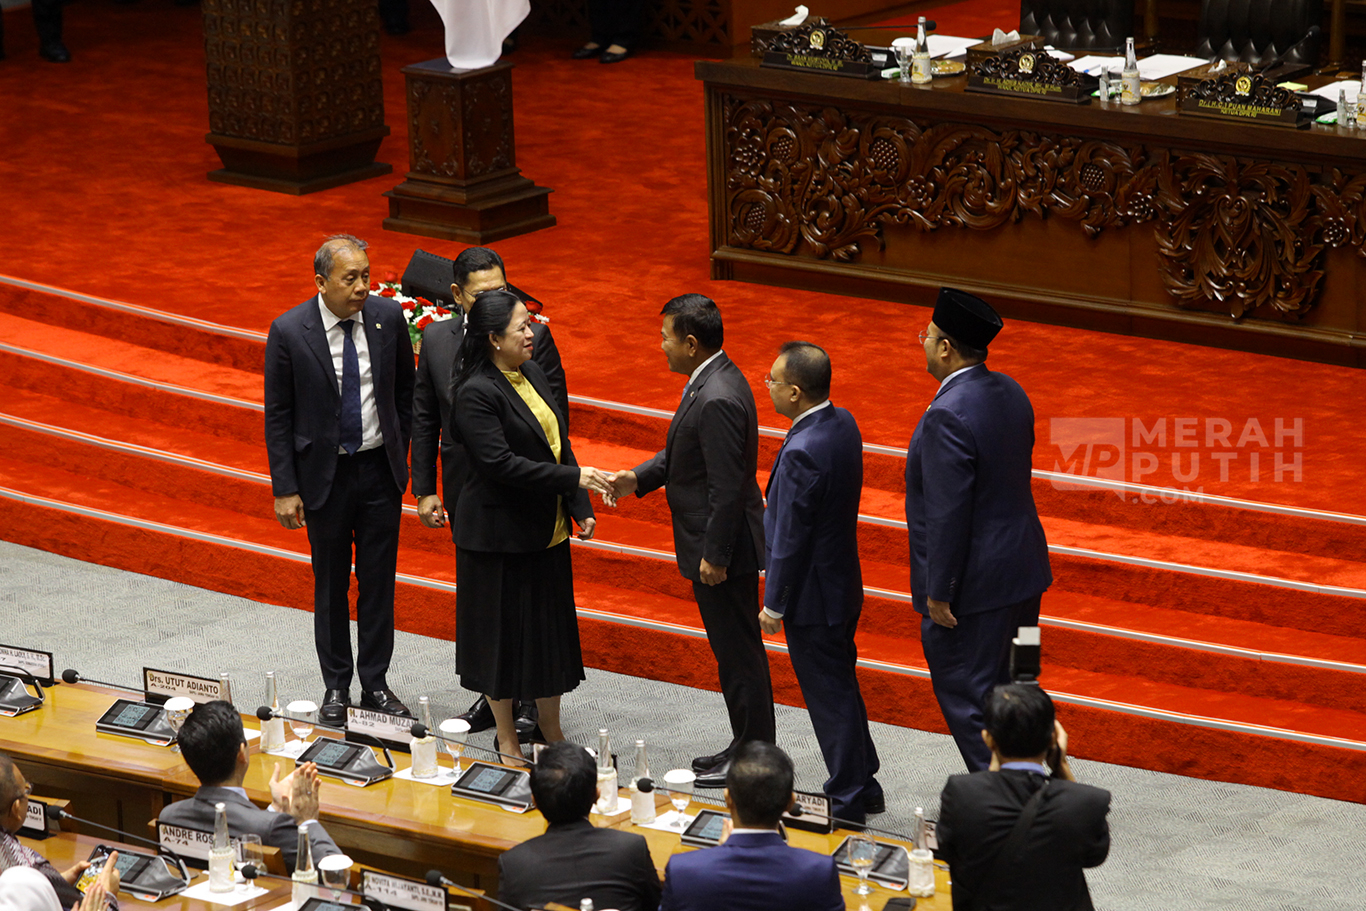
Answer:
[
  {"left": 320, "top": 689, "right": 349, "bottom": 726},
  {"left": 694, "top": 758, "right": 730, "bottom": 789},
  {"left": 458, "top": 695, "right": 495, "bottom": 733},
  {"left": 692, "top": 748, "right": 731, "bottom": 774},
  {"left": 39, "top": 42, "right": 71, "bottom": 63},
  {"left": 572, "top": 43, "right": 603, "bottom": 59},
  {"left": 599, "top": 47, "right": 630, "bottom": 64},
  {"left": 360, "top": 688, "right": 411, "bottom": 717},
  {"left": 863, "top": 791, "right": 886, "bottom": 815},
  {"left": 513, "top": 701, "right": 539, "bottom": 739}
]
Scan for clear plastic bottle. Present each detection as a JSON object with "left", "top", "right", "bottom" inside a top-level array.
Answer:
[
  {"left": 207, "top": 802, "right": 235, "bottom": 893},
  {"left": 594, "top": 729, "right": 618, "bottom": 815},
  {"left": 291, "top": 827, "right": 317, "bottom": 905},
  {"left": 629, "top": 739, "right": 655, "bottom": 824},
  {"left": 411, "top": 696, "right": 438, "bottom": 778},
  {"left": 911, "top": 17, "right": 932, "bottom": 85},
  {"left": 1357, "top": 61, "right": 1366, "bottom": 128},
  {"left": 260, "top": 672, "right": 286, "bottom": 753},
  {"left": 218, "top": 672, "right": 232, "bottom": 707},
  {"left": 1120, "top": 37, "right": 1141, "bottom": 106}
]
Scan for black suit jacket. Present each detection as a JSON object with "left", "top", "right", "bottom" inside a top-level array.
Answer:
[
  {"left": 264, "top": 295, "right": 415, "bottom": 510},
  {"left": 158, "top": 786, "right": 340, "bottom": 874},
  {"left": 452, "top": 359, "right": 591, "bottom": 553},
  {"left": 936, "top": 770, "right": 1111, "bottom": 911},
  {"left": 496, "top": 818, "right": 661, "bottom": 911},
  {"left": 411, "top": 316, "right": 566, "bottom": 521},
  {"left": 633, "top": 353, "right": 765, "bottom": 580}
]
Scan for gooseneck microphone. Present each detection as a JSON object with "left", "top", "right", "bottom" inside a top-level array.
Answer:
[
  {"left": 256, "top": 705, "right": 394, "bottom": 770},
  {"left": 426, "top": 869, "right": 529, "bottom": 911},
  {"left": 61, "top": 668, "right": 146, "bottom": 695},
  {"left": 409, "top": 722, "right": 531, "bottom": 768}
]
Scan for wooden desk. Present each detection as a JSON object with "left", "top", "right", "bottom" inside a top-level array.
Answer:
[
  {"left": 696, "top": 55, "right": 1366, "bottom": 366},
  {"left": 18, "top": 831, "right": 291, "bottom": 910}
]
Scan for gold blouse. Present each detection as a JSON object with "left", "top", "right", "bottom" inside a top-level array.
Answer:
[{"left": 500, "top": 369, "right": 570, "bottom": 547}]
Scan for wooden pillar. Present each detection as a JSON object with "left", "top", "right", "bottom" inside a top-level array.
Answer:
[
  {"left": 382, "top": 59, "right": 554, "bottom": 244},
  {"left": 1328, "top": 0, "right": 1347, "bottom": 73},
  {"left": 202, "top": 0, "right": 393, "bottom": 195}
]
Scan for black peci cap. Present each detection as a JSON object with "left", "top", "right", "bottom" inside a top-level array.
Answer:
[{"left": 932, "top": 288, "right": 1003, "bottom": 350}]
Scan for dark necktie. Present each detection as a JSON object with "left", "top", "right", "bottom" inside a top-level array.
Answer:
[{"left": 339, "top": 320, "right": 362, "bottom": 455}]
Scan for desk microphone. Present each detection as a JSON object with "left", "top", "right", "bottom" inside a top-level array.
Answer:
[
  {"left": 60, "top": 669, "right": 146, "bottom": 696},
  {"left": 256, "top": 706, "right": 394, "bottom": 770},
  {"left": 409, "top": 723, "right": 531, "bottom": 768},
  {"left": 0, "top": 664, "right": 46, "bottom": 707},
  {"left": 426, "top": 869, "right": 535, "bottom": 911}
]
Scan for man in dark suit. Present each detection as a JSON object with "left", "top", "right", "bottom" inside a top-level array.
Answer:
[
  {"left": 608, "top": 294, "right": 775, "bottom": 787},
  {"left": 659, "top": 741, "right": 843, "bottom": 911},
  {"left": 264, "top": 235, "right": 415, "bottom": 724},
  {"left": 936, "top": 684, "right": 1111, "bottom": 911},
  {"left": 761, "top": 341, "right": 882, "bottom": 825},
  {"left": 906, "top": 288, "right": 1052, "bottom": 771},
  {"left": 158, "top": 701, "right": 340, "bottom": 873},
  {"left": 497, "top": 742, "right": 659, "bottom": 911},
  {"left": 410, "top": 246, "right": 567, "bottom": 737}
]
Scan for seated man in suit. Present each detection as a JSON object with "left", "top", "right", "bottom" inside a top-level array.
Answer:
[
  {"left": 497, "top": 742, "right": 659, "bottom": 911},
  {"left": 158, "top": 701, "right": 339, "bottom": 873},
  {"left": 937, "top": 684, "right": 1111, "bottom": 911},
  {"left": 659, "top": 741, "right": 843, "bottom": 911},
  {"left": 0, "top": 753, "right": 116, "bottom": 910}
]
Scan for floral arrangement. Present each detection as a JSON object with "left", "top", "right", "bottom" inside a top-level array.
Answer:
[{"left": 373, "top": 272, "right": 455, "bottom": 353}]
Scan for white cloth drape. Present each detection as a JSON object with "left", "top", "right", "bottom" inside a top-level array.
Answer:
[{"left": 429, "top": 0, "right": 531, "bottom": 70}]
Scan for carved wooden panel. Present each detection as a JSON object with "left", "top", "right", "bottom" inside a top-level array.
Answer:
[
  {"left": 720, "top": 93, "right": 1352, "bottom": 321},
  {"left": 203, "top": 0, "right": 385, "bottom": 145},
  {"left": 406, "top": 67, "right": 515, "bottom": 182}
]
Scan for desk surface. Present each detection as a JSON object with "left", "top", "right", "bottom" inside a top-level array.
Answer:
[{"left": 4, "top": 684, "right": 951, "bottom": 908}]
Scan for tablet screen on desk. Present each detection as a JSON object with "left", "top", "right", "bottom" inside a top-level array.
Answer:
[
  {"left": 307, "top": 740, "right": 362, "bottom": 768},
  {"left": 461, "top": 766, "right": 516, "bottom": 795},
  {"left": 97, "top": 700, "right": 163, "bottom": 731},
  {"left": 682, "top": 809, "right": 729, "bottom": 844}
]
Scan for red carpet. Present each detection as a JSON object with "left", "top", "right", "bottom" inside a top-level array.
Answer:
[{"left": 3, "top": 4, "right": 1366, "bottom": 803}]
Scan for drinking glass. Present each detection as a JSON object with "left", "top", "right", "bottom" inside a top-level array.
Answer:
[
  {"left": 286, "top": 700, "right": 317, "bottom": 746},
  {"left": 662, "top": 769, "right": 695, "bottom": 829},
  {"left": 164, "top": 697, "right": 194, "bottom": 753},
  {"left": 316, "top": 854, "right": 353, "bottom": 901},
  {"left": 439, "top": 718, "right": 471, "bottom": 773},
  {"left": 891, "top": 39, "right": 913, "bottom": 84},
  {"left": 236, "top": 835, "right": 265, "bottom": 887},
  {"left": 849, "top": 834, "right": 877, "bottom": 896}
]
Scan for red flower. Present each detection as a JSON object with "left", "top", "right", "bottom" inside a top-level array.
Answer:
[
  {"left": 417, "top": 298, "right": 436, "bottom": 308},
  {"left": 369, "top": 281, "right": 380, "bottom": 291},
  {"left": 524, "top": 300, "right": 544, "bottom": 314},
  {"left": 435, "top": 307, "right": 451, "bottom": 316},
  {"left": 402, "top": 300, "right": 417, "bottom": 311},
  {"left": 379, "top": 288, "right": 397, "bottom": 298},
  {"left": 385, "top": 271, "right": 399, "bottom": 282},
  {"left": 416, "top": 315, "right": 435, "bottom": 329}
]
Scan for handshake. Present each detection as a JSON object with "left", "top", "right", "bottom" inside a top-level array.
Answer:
[{"left": 578, "top": 467, "right": 639, "bottom": 508}]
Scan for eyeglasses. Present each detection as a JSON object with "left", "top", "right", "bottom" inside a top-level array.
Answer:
[
  {"left": 763, "top": 372, "right": 790, "bottom": 390},
  {"left": 918, "top": 330, "right": 947, "bottom": 345}
]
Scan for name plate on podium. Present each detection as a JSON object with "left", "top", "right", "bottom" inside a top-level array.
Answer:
[
  {"left": 361, "top": 870, "right": 448, "bottom": 911},
  {"left": 782, "top": 790, "right": 834, "bottom": 833},
  {"left": 142, "top": 668, "right": 225, "bottom": 705},
  {"left": 95, "top": 698, "right": 176, "bottom": 745},
  {"left": 346, "top": 705, "right": 414, "bottom": 753},
  {"left": 450, "top": 761, "right": 534, "bottom": 812},
  {"left": 0, "top": 644, "right": 54, "bottom": 686},
  {"left": 1179, "top": 73, "right": 1308, "bottom": 128},
  {"left": 20, "top": 798, "right": 52, "bottom": 838},
  {"left": 762, "top": 21, "right": 882, "bottom": 80},
  {"left": 967, "top": 48, "right": 1094, "bottom": 104}
]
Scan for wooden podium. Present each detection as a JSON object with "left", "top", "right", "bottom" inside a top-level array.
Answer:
[
  {"left": 202, "top": 0, "right": 393, "bottom": 194},
  {"left": 383, "top": 59, "right": 554, "bottom": 244}
]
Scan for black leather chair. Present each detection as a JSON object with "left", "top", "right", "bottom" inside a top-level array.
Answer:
[
  {"left": 1194, "top": 0, "right": 1323, "bottom": 67},
  {"left": 1019, "top": 0, "right": 1134, "bottom": 52}
]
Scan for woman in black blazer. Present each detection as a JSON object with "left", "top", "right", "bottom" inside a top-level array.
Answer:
[{"left": 451, "top": 290, "right": 611, "bottom": 760}]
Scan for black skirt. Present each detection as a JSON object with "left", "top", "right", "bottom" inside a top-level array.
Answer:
[{"left": 455, "top": 540, "right": 585, "bottom": 700}]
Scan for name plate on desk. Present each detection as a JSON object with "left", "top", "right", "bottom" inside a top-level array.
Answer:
[
  {"left": 1179, "top": 73, "right": 1308, "bottom": 128},
  {"left": 782, "top": 790, "right": 833, "bottom": 833},
  {"left": 967, "top": 49, "right": 1094, "bottom": 103},
  {"left": 761, "top": 21, "right": 882, "bottom": 80},
  {"left": 347, "top": 706, "right": 413, "bottom": 753},
  {"left": 156, "top": 821, "right": 240, "bottom": 864},
  {"left": 361, "top": 870, "right": 448, "bottom": 911},
  {"left": 20, "top": 798, "right": 50, "bottom": 838},
  {"left": 0, "top": 644, "right": 54, "bottom": 686},
  {"left": 142, "top": 668, "right": 225, "bottom": 705}
]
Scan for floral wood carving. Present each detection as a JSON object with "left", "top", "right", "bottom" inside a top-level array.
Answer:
[
  {"left": 974, "top": 48, "right": 1088, "bottom": 88},
  {"left": 720, "top": 94, "right": 1344, "bottom": 320},
  {"left": 767, "top": 22, "right": 872, "bottom": 62}
]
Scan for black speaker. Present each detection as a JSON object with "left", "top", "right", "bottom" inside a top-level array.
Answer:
[{"left": 401, "top": 249, "right": 457, "bottom": 308}]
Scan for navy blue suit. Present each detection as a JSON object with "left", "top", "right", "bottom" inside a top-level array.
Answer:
[
  {"left": 764, "top": 404, "right": 880, "bottom": 820},
  {"left": 905, "top": 365, "right": 1051, "bottom": 770},
  {"left": 659, "top": 831, "right": 844, "bottom": 911},
  {"left": 264, "top": 294, "right": 414, "bottom": 691}
]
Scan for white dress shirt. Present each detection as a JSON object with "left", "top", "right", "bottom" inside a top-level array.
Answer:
[{"left": 317, "top": 296, "right": 382, "bottom": 453}]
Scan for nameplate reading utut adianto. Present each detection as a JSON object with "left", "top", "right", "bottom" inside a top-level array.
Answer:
[{"left": 142, "top": 668, "right": 225, "bottom": 705}]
